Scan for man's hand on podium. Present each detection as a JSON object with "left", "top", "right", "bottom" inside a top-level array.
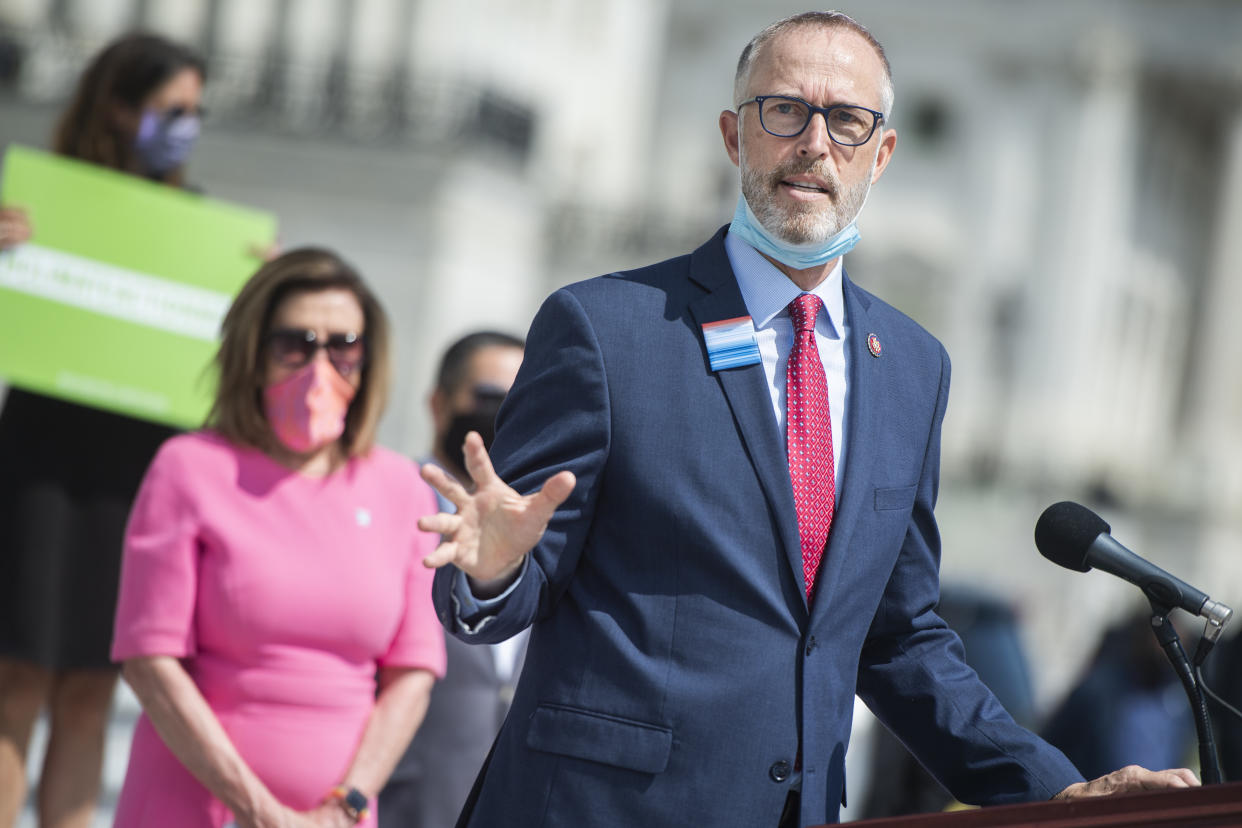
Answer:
[{"left": 1054, "top": 765, "right": 1200, "bottom": 800}]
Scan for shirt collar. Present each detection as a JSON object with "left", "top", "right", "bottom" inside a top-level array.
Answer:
[{"left": 724, "top": 229, "right": 845, "bottom": 337}]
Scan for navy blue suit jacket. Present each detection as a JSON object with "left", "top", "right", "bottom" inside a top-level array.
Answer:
[{"left": 433, "top": 228, "right": 1081, "bottom": 827}]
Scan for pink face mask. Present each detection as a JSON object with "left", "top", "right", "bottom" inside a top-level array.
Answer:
[{"left": 262, "top": 359, "right": 357, "bottom": 454}]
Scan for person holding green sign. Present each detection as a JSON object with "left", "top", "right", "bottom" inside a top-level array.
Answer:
[
  {"left": 0, "top": 32, "right": 208, "bottom": 828},
  {"left": 110, "top": 248, "right": 444, "bottom": 827}
]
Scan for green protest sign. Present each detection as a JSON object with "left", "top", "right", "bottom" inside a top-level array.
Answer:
[{"left": 0, "top": 144, "right": 276, "bottom": 427}]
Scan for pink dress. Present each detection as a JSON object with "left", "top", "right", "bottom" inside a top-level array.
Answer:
[{"left": 111, "top": 432, "right": 446, "bottom": 827}]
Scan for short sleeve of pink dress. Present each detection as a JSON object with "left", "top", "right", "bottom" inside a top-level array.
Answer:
[
  {"left": 111, "top": 433, "right": 446, "bottom": 828},
  {"left": 111, "top": 436, "right": 202, "bottom": 660}
]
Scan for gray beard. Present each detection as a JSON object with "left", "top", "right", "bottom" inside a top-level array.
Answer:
[{"left": 740, "top": 156, "right": 871, "bottom": 245}]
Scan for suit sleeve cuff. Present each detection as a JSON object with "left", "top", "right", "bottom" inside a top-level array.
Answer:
[{"left": 449, "top": 557, "right": 529, "bottom": 635}]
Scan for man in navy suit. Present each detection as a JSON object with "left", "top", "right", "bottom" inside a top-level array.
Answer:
[{"left": 420, "top": 12, "right": 1197, "bottom": 827}]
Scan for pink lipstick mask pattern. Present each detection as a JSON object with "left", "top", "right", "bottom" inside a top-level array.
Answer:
[{"left": 263, "top": 360, "right": 357, "bottom": 454}]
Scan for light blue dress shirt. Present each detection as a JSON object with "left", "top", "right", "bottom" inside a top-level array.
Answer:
[{"left": 724, "top": 231, "right": 848, "bottom": 495}]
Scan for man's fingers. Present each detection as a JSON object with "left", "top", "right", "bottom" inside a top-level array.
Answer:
[
  {"left": 504, "top": 469, "right": 576, "bottom": 542},
  {"left": 420, "top": 461, "right": 471, "bottom": 508},
  {"left": 461, "top": 431, "right": 500, "bottom": 487},
  {"left": 1158, "top": 768, "right": 1199, "bottom": 788},
  {"left": 1064, "top": 765, "right": 1201, "bottom": 800},
  {"left": 421, "top": 539, "right": 459, "bottom": 569},
  {"left": 418, "top": 512, "right": 461, "bottom": 536},
  {"left": 530, "top": 470, "right": 577, "bottom": 520},
  {"left": 1124, "top": 766, "right": 1197, "bottom": 791}
]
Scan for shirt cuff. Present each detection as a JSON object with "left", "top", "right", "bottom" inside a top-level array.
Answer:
[{"left": 450, "top": 557, "right": 528, "bottom": 635}]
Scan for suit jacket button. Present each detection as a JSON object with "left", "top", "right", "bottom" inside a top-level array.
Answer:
[{"left": 769, "top": 760, "right": 791, "bottom": 782}]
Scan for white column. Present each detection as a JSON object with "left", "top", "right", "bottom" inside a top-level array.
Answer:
[
  {"left": 941, "top": 63, "right": 1043, "bottom": 474},
  {"left": 210, "top": 0, "right": 279, "bottom": 109},
  {"left": 67, "top": 0, "right": 131, "bottom": 37},
  {"left": 281, "top": 0, "right": 337, "bottom": 126},
  {"left": 144, "top": 0, "right": 209, "bottom": 42},
  {"left": 1, "top": 0, "right": 54, "bottom": 27},
  {"left": 401, "top": 159, "right": 546, "bottom": 453},
  {"left": 343, "top": 0, "right": 404, "bottom": 131},
  {"left": 1181, "top": 105, "right": 1242, "bottom": 513},
  {"left": 1001, "top": 28, "right": 1140, "bottom": 487}
]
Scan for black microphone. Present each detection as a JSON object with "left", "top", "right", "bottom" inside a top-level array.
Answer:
[{"left": 1034, "top": 501, "right": 1233, "bottom": 638}]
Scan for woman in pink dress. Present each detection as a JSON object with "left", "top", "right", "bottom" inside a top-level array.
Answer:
[{"left": 111, "top": 248, "right": 446, "bottom": 827}]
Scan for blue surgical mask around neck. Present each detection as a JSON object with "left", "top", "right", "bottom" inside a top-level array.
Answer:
[
  {"left": 728, "top": 193, "right": 861, "bottom": 271},
  {"left": 133, "top": 109, "right": 201, "bottom": 176}
]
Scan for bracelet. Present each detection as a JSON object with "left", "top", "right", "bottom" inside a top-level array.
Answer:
[{"left": 327, "top": 785, "right": 370, "bottom": 824}]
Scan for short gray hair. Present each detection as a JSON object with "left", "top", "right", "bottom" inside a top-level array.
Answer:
[{"left": 733, "top": 11, "right": 894, "bottom": 119}]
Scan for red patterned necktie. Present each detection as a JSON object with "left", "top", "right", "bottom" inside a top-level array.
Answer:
[{"left": 786, "top": 293, "right": 835, "bottom": 602}]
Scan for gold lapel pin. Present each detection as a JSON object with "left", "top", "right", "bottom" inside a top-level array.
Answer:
[{"left": 867, "top": 333, "right": 882, "bottom": 358}]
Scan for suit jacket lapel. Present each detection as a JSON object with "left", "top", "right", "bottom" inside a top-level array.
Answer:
[
  {"left": 685, "top": 232, "right": 807, "bottom": 607},
  {"left": 811, "top": 272, "right": 879, "bottom": 618}
]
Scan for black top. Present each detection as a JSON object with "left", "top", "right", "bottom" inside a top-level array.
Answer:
[{"left": 0, "top": 388, "right": 177, "bottom": 670}]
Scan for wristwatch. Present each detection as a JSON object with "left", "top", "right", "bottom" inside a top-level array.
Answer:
[{"left": 329, "top": 786, "right": 370, "bottom": 823}]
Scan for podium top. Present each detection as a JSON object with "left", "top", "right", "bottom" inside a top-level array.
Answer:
[{"left": 842, "top": 780, "right": 1242, "bottom": 827}]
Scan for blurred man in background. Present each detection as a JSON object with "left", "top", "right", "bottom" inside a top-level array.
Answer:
[
  {"left": 1042, "top": 608, "right": 1195, "bottom": 780},
  {"left": 380, "top": 331, "right": 525, "bottom": 828}
]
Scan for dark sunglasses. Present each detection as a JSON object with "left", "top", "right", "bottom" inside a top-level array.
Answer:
[
  {"left": 161, "top": 105, "right": 207, "bottom": 122},
  {"left": 265, "top": 328, "right": 366, "bottom": 376}
]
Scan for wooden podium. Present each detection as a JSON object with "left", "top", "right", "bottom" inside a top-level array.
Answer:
[{"left": 839, "top": 781, "right": 1242, "bottom": 827}]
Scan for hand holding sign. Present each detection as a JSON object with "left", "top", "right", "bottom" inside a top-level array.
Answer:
[
  {"left": 0, "top": 146, "right": 276, "bottom": 427},
  {"left": 0, "top": 206, "right": 31, "bottom": 249}
]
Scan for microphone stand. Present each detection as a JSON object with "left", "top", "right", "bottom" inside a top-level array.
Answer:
[{"left": 1148, "top": 602, "right": 1222, "bottom": 784}]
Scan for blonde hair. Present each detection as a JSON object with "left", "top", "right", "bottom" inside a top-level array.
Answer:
[{"left": 206, "top": 247, "right": 391, "bottom": 457}]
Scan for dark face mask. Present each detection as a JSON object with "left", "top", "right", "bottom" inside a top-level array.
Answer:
[{"left": 440, "top": 386, "right": 508, "bottom": 480}]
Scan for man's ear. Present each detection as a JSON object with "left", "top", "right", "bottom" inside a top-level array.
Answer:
[
  {"left": 870, "top": 127, "right": 897, "bottom": 185},
  {"left": 720, "top": 109, "right": 741, "bottom": 167}
]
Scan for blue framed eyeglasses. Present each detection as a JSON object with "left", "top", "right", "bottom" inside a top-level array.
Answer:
[{"left": 738, "top": 95, "right": 884, "bottom": 146}]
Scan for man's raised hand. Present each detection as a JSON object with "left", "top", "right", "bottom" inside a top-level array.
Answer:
[{"left": 418, "top": 431, "right": 575, "bottom": 596}]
